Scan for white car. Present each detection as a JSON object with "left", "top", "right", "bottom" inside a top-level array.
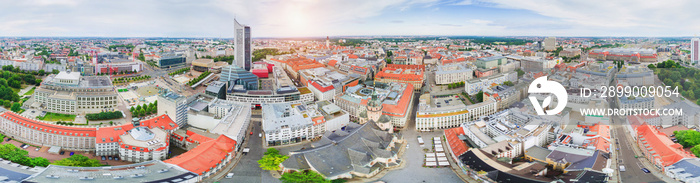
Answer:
[
  {"left": 226, "top": 173, "right": 234, "bottom": 178},
  {"left": 258, "top": 133, "right": 262, "bottom": 138}
]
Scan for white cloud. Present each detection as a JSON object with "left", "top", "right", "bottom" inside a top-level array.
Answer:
[{"left": 478, "top": 0, "right": 700, "bottom": 33}]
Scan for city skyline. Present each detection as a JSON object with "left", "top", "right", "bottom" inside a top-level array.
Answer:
[{"left": 2, "top": 0, "right": 700, "bottom": 38}]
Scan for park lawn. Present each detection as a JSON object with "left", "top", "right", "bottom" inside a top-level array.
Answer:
[
  {"left": 38, "top": 112, "right": 76, "bottom": 122},
  {"left": 22, "top": 87, "right": 35, "bottom": 96},
  {"left": 11, "top": 87, "right": 19, "bottom": 94}
]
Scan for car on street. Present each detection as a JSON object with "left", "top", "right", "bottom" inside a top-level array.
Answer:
[
  {"left": 641, "top": 168, "right": 651, "bottom": 173},
  {"left": 250, "top": 131, "right": 253, "bottom": 135},
  {"left": 226, "top": 173, "right": 234, "bottom": 178},
  {"left": 35, "top": 148, "right": 39, "bottom": 151},
  {"left": 258, "top": 133, "right": 262, "bottom": 138},
  {"left": 69, "top": 152, "right": 74, "bottom": 156},
  {"left": 59, "top": 151, "right": 65, "bottom": 155},
  {"left": 5, "top": 138, "right": 10, "bottom": 142},
  {"left": 619, "top": 165, "right": 626, "bottom": 172}
]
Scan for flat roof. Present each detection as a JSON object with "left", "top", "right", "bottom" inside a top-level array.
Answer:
[{"left": 22, "top": 160, "right": 197, "bottom": 183}]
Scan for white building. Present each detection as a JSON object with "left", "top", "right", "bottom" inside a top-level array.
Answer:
[
  {"left": 33, "top": 71, "right": 118, "bottom": 114},
  {"left": 261, "top": 103, "right": 314, "bottom": 146},
  {"left": 262, "top": 101, "right": 350, "bottom": 146},
  {"left": 435, "top": 64, "right": 473, "bottom": 85},
  {"left": 158, "top": 91, "right": 189, "bottom": 127},
  {"left": 118, "top": 127, "right": 169, "bottom": 163},
  {"left": 464, "top": 71, "right": 517, "bottom": 95}
]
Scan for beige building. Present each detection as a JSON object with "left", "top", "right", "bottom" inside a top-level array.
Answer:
[{"left": 33, "top": 71, "right": 118, "bottom": 115}]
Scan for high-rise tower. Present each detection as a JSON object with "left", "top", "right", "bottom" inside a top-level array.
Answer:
[
  {"left": 234, "top": 19, "right": 252, "bottom": 71},
  {"left": 692, "top": 38, "right": 699, "bottom": 64}
]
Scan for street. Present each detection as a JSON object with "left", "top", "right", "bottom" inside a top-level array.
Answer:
[
  {"left": 608, "top": 77, "right": 672, "bottom": 183},
  {"left": 218, "top": 114, "right": 280, "bottom": 183}
]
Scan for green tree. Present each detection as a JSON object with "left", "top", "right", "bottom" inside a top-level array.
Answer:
[
  {"left": 280, "top": 170, "right": 330, "bottom": 183},
  {"left": 691, "top": 145, "right": 700, "bottom": 157},
  {"left": 10, "top": 103, "right": 20, "bottom": 112},
  {"left": 52, "top": 154, "right": 102, "bottom": 167},
  {"left": 258, "top": 148, "right": 288, "bottom": 171},
  {"left": 30, "top": 157, "right": 50, "bottom": 167},
  {"left": 476, "top": 91, "right": 484, "bottom": 102},
  {"left": 515, "top": 68, "right": 525, "bottom": 77}
]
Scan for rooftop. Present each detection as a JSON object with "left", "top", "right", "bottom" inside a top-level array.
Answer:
[{"left": 22, "top": 160, "right": 198, "bottom": 183}]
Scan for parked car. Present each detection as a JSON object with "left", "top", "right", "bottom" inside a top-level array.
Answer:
[
  {"left": 641, "top": 168, "right": 650, "bottom": 173},
  {"left": 619, "top": 165, "right": 626, "bottom": 172},
  {"left": 5, "top": 138, "right": 10, "bottom": 142},
  {"left": 69, "top": 152, "right": 74, "bottom": 156},
  {"left": 35, "top": 148, "right": 39, "bottom": 151},
  {"left": 258, "top": 133, "right": 262, "bottom": 138},
  {"left": 226, "top": 173, "right": 234, "bottom": 178},
  {"left": 59, "top": 151, "right": 65, "bottom": 155}
]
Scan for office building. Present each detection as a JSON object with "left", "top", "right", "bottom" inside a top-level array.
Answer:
[
  {"left": 158, "top": 91, "right": 189, "bottom": 127},
  {"left": 156, "top": 52, "right": 186, "bottom": 68},
  {"left": 32, "top": 71, "right": 118, "bottom": 115},
  {"left": 334, "top": 82, "right": 415, "bottom": 128},
  {"left": 234, "top": 19, "right": 252, "bottom": 71},
  {"left": 544, "top": 37, "right": 556, "bottom": 51},
  {"left": 692, "top": 38, "right": 699, "bottom": 64},
  {"left": 375, "top": 64, "right": 424, "bottom": 90},
  {"left": 589, "top": 48, "right": 657, "bottom": 62},
  {"left": 435, "top": 64, "right": 473, "bottom": 85},
  {"left": 220, "top": 65, "right": 259, "bottom": 90}
]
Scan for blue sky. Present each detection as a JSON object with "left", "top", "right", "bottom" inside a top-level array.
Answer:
[{"left": 1, "top": 0, "right": 699, "bottom": 38}]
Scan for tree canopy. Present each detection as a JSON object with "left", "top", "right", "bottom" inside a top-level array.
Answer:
[
  {"left": 0, "top": 144, "right": 49, "bottom": 167},
  {"left": 258, "top": 148, "right": 288, "bottom": 171},
  {"left": 52, "top": 154, "right": 102, "bottom": 167},
  {"left": 280, "top": 170, "right": 330, "bottom": 183}
]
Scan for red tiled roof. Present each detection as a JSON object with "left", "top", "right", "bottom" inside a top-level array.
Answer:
[
  {"left": 164, "top": 135, "right": 237, "bottom": 175},
  {"left": 1, "top": 112, "right": 97, "bottom": 137},
  {"left": 185, "top": 130, "right": 214, "bottom": 144},
  {"left": 379, "top": 83, "right": 414, "bottom": 117},
  {"left": 636, "top": 123, "right": 695, "bottom": 167},
  {"left": 327, "top": 60, "right": 338, "bottom": 67},
  {"left": 445, "top": 127, "right": 468, "bottom": 157},
  {"left": 96, "top": 123, "right": 133, "bottom": 144},
  {"left": 140, "top": 114, "right": 179, "bottom": 131},
  {"left": 309, "top": 80, "right": 334, "bottom": 92}
]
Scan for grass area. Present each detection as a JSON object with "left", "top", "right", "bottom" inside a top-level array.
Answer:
[
  {"left": 22, "top": 87, "right": 35, "bottom": 96},
  {"left": 11, "top": 87, "right": 19, "bottom": 94},
  {"left": 38, "top": 112, "right": 76, "bottom": 122}
]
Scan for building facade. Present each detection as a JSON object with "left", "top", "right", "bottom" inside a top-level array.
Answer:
[
  {"left": 33, "top": 71, "right": 118, "bottom": 115},
  {"left": 234, "top": 19, "right": 252, "bottom": 71}
]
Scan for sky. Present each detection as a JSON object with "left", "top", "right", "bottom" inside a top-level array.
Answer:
[{"left": 1, "top": 0, "right": 700, "bottom": 38}]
